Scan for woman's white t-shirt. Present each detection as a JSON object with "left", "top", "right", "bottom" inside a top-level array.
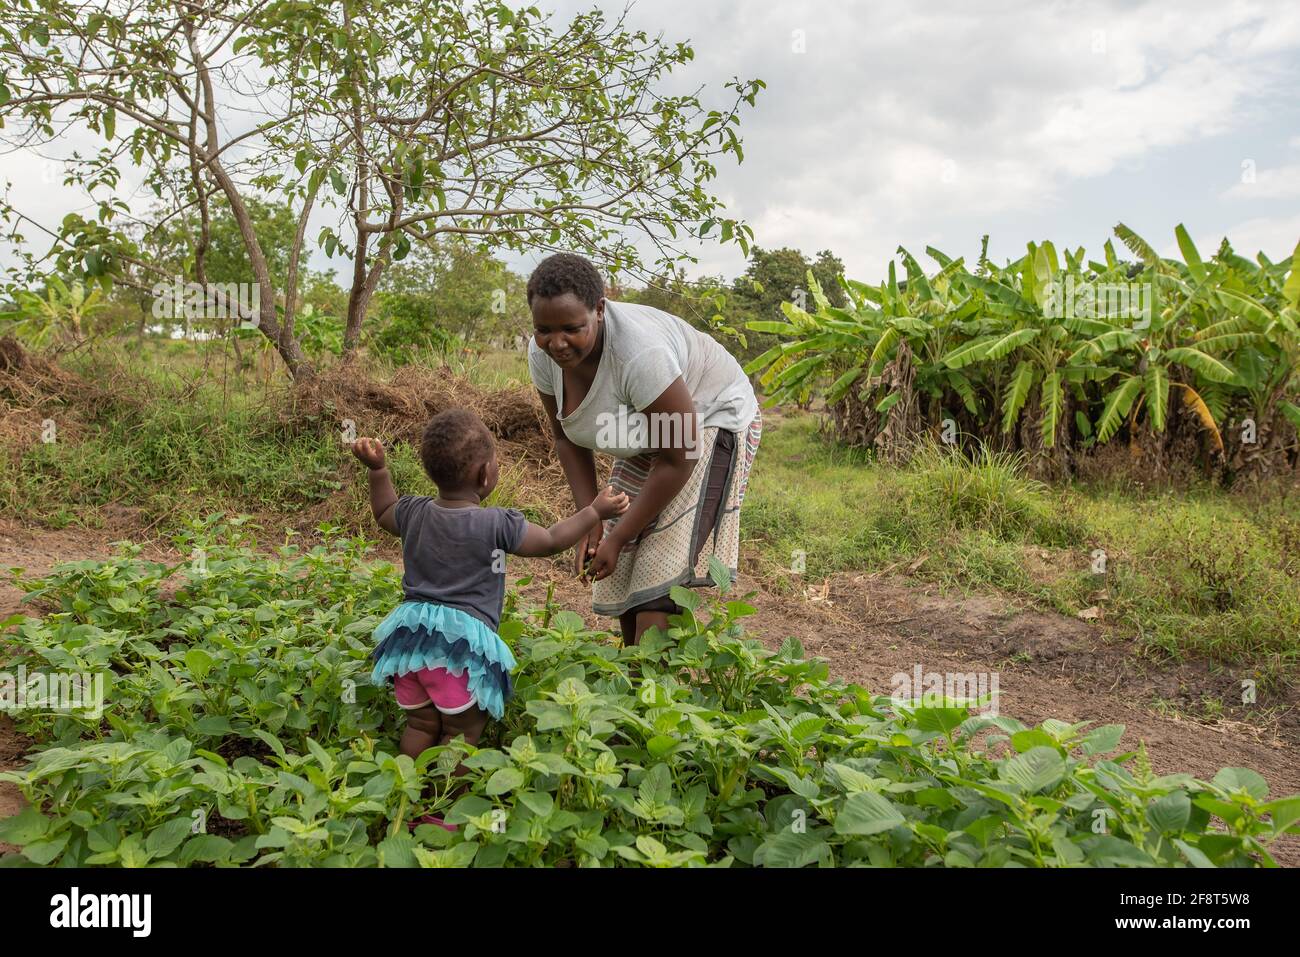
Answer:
[{"left": 528, "top": 299, "right": 759, "bottom": 459}]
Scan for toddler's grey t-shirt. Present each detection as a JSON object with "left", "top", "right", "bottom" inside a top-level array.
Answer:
[{"left": 393, "top": 495, "right": 528, "bottom": 632}]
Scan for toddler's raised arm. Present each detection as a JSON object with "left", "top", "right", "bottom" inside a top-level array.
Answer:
[{"left": 351, "top": 437, "right": 398, "bottom": 535}]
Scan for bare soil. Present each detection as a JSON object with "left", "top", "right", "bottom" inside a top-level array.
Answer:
[
  {"left": 2, "top": 517, "right": 1296, "bottom": 865},
  {"left": 0, "top": 717, "right": 26, "bottom": 855}
]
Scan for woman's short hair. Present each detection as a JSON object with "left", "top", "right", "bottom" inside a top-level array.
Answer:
[{"left": 527, "top": 252, "right": 605, "bottom": 310}]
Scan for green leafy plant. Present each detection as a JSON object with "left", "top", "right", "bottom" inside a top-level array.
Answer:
[
  {"left": 745, "top": 227, "right": 1300, "bottom": 480},
  {"left": 6, "top": 276, "right": 108, "bottom": 346},
  {"left": 1, "top": 520, "right": 1295, "bottom": 867}
]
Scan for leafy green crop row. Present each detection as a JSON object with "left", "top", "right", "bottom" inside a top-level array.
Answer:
[
  {"left": 1, "top": 518, "right": 1296, "bottom": 866},
  {"left": 748, "top": 226, "right": 1300, "bottom": 478}
]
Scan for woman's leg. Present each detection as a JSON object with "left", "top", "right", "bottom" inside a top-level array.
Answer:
[
  {"left": 619, "top": 593, "right": 676, "bottom": 646},
  {"left": 633, "top": 610, "right": 671, "bottom": 642},
  {"left": 619, "top": 429, "right": 739, "bottom": 646}
]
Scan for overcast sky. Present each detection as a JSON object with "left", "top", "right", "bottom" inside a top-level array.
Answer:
[
  {"left": 3, "top": 0, "right": 1298, "bottom": 288},
  {"left": 577, "top": 0, "right": 1300, "bottom": 285}
]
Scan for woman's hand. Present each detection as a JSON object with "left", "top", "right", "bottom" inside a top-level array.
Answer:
[
  {"left": 583, "top": 532, "right": 623, "bottom": 583},
  {"left": 575, "top": 522, "right": 603, "bottom": 578},
  {"left": 351, "top": 437, "right": 386, "bottom": 470}
]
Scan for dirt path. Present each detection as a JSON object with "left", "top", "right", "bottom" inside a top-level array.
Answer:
[{"left": 2, "top": 519, "right": 1296, "bottom": 865}]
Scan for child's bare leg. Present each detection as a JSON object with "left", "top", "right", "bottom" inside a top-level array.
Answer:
[
  {"left": 439, "top": 705, "right": 489, "bottom": 750},
  {"left": 400, "top": 704, "right": 442, "bottom": 761},
  {"left": 438, "top": 705, "right": 490, "bottom": 793}
]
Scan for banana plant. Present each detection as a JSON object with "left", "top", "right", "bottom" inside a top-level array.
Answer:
[
  {"left": 940, "top": 242, "right": 1112, "bottom": 447},
  {"left": 1085, "top": 225, "right": 1238, "bottom": 448},
  {"left": 1196, "top": 237, "right": 1300, "bottom": 440},
  {"left": 7, "top": 275, "right": 106, "bottom": 346},
  {"left": 742, "top": 270, "right": 877, "bottom": 405},
  {"left": 736, "top": 224, "right": 1298, "bottom": 472},
  {"left": 875, "top": 247, "right": 989, "bottom": 421}
]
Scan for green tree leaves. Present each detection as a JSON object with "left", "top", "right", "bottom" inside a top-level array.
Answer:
[{"left": 0, "top": 0, "right": 762, "bottom": 374}]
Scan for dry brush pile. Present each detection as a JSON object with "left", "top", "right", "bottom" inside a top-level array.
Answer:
[
  {"left": 0, "top": 334, "right": 106, "bottom": 456},
  {"left": 284, "top": 359, "right": 575, "bottom": 520}
]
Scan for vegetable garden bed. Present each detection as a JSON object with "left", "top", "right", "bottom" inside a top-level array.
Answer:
[{"left": 1, "top": 519, "right": 1295, "bottom": 867}]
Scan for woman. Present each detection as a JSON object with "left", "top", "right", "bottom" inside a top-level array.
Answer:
[{"left": 526, "top": 252, "right": 762, "bottom": 645}]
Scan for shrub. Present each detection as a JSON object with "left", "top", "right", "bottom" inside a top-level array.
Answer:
[{"left": 1, "top": 520, "right": 1295, "bottom": 867}]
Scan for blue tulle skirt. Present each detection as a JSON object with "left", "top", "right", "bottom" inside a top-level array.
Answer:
[{"left": 370, "top": 601, "right": 517, "bottom": 720}]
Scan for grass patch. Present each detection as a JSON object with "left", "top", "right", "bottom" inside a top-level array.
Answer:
[
  {"left": 0, "top": 341, "right": 538, "bottom": 532},
  {"left": 743, "top": 412, "right": 1300, "bottom": 674},
  {"left": 3, "top": 341, "right": 1296, "bottom": 678}
]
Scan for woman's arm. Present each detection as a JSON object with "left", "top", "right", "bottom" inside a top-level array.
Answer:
[
  {"left": 585, "top": 377, "right": 698, "bottom": 581},
  {"left": 538, "top": 390, "right": 605, "bottom": 574},
  {"left": 538, "top": 391, "right": 600, "bottom": 507}
]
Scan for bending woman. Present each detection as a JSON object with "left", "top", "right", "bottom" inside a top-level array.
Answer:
[{"left": 526, "top": 252, "right": 762, "bottom": 645}]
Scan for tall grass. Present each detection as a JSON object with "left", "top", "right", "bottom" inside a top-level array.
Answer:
[
  {"left": 0, "top": 339, "right": 535, "bottom": 529},
  {"left": 906, "top": 440, "right": 1079, "bottom": 544},
  {"left": 742, "top": 413, "right": 1299, "bottom": 675}
]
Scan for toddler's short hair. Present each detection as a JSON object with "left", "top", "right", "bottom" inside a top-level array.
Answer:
[
  {"left": 420, "top": 408, "right": 495, "bottom": 489},
  {"left": 527, "top": 252, "right": 605, "bottom": 310}
]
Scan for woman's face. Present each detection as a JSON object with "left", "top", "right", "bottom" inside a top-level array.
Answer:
[{"left": 531, "top": 293, "right": 604, "bottom": 368}]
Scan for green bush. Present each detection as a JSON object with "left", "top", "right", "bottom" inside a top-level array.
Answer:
[
  {"left": 1, "top": 519, "right": 1295, "bottom": 867},
  {"left": 906, "top": 441, "right": 1085, "bottom": 546}
]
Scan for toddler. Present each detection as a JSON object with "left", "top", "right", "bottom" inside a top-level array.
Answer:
[{"left": 351, "top": 408, "right": 627, "bottom": 778}]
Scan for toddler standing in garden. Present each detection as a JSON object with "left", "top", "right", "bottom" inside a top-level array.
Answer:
[{"left": 351, "top": 408, "right": 627, "bottom": 791}]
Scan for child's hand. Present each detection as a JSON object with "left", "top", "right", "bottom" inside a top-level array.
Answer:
[
  {"left": 591, "top": 484, "right": 629, "bottom": 520},
  {"left": 351, "top": 437, "right": 386, "bottom": 470}
]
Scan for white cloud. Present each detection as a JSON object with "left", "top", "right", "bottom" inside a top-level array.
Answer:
[
  {"left": 630, "top": 0, "right": 1300, "bottom": 280},
  {"left": 1192, "top": 213, "right": 1300, "bottom": 262},
  {"left": 1221, "top": 163, "right": 1300, "bottom": 200},
  {"left": 6, "top": 0, "right": 1300, "bottom": 289}
]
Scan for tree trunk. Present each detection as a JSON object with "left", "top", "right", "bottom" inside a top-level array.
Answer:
[
  {"left": 1229, "top": 407, "right": 1294, "bottom": 482},
  {"left": 875, "top": 342, "right": 923, "bottom": 464},
  {"left": 185, "top": 19, "right": 312, "bottom": 382},
  {"left": 1018, "top": 390, "right": 1074, "bottom": 480}
]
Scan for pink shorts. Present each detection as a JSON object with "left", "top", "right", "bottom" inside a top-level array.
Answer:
[{"left": 393, "top": 667, "right": 477, "bottom": 715}]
